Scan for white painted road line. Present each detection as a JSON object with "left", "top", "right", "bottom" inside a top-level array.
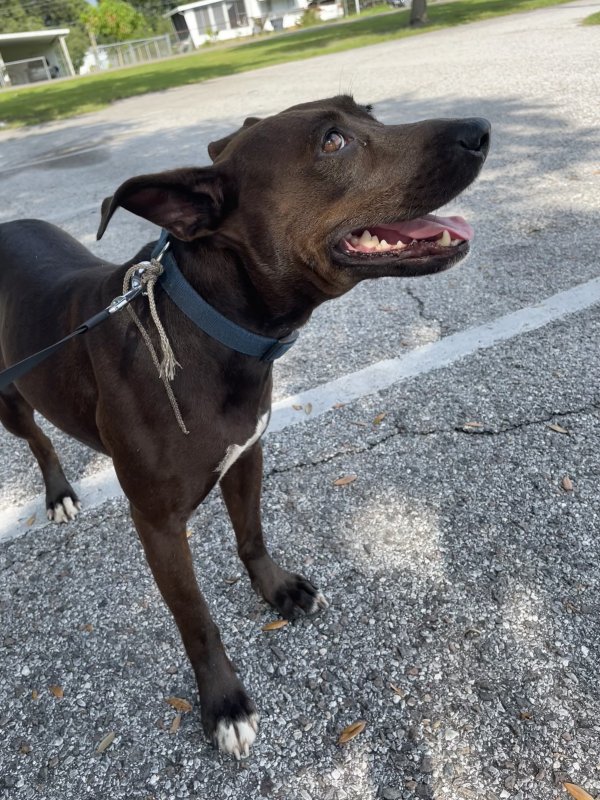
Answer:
[
  {"left": 2, "top": 273, "right": 600, "bottom": 544},
  {"left": 271, "top": 273, "right": 600, "bottom": 430}
]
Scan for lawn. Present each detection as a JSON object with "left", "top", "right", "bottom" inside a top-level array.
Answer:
[
  {"left": 0, "top": 0, "right": 575, "bottom": 128},
  {"left": 581, "top": 10, "right": 600, "bottom": 24}
]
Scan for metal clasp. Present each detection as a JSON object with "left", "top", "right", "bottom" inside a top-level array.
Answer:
[{"left": 108, "top": 283, "right": 144, "bottom": 314}]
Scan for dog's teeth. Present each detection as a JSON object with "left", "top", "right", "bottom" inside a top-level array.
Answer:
[
  {"left": 379, "top": 239, "right": 391, "bottom": 251},
  {"left": 394, "top": 240, "right": 406, "bottom": 250},
  {"left": 439, "top": 229, "right": 451, "bottom": 246},
  {"left": 359, "top": 230, "right": 373, "bottom": 245},
  {"left": 451, "top": 238, "right": 461, "bottom": 246},
  {"left": 350, "top": 236, "right": 360, "bottom": 246}
]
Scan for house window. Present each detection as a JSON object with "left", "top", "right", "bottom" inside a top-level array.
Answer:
[
  {"left": 227, "top": 0, "right": 247, "bottom": 28},
  {"left": 194, "top": 8, "right": 211, "bottom": 33},
  {"left": 212, "top": 2, "right": 227, "bottom": 29}
]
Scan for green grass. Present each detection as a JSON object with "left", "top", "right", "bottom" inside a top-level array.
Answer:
[
  {"left": 581, "top": 10, "right": 600, "bottom": 24},
  {"left": 0, "top": 0, "right": 574, "bottom": 127}
]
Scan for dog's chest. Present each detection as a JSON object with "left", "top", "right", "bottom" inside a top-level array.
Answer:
[{"left": 217, "top": 412, "right": 270, "bottom": 478}]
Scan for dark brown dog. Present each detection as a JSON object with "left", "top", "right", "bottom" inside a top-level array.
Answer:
[{"left": 0, "top": 96, "right": 489, "bottom": 758}]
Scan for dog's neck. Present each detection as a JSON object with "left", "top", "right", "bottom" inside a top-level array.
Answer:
[{"left": 168, "top": 238, "right": 331, "bottom": 342}]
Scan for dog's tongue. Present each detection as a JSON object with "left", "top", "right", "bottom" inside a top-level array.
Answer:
[{"left": 377, "top": 214, "right": 474, "bottom": 242}]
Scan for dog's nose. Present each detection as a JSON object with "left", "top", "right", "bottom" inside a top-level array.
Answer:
[{"left": 455, "top": 118, "right": 491, "bottom": 156}]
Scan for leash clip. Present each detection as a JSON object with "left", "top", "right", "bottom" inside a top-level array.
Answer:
[
  {"left": 108, "top": 282, "right": 144, "bottom": 314},
  {"left": 110, "top": 262, "right": 150, "bottom": 313}
]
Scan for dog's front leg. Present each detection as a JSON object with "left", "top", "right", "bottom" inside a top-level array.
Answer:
[
  {"left": 130, "top": 506, "right": 259, "bottom": 758},
  {"left": 220, "top": 442, "right": 328, "bottom": 618}
]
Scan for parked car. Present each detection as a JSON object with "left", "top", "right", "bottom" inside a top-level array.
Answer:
[{"left": 388, "top": 0, "right": 406, "bottom": 7}]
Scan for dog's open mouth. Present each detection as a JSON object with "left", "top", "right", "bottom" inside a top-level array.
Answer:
[{"left": 333, "top": 213, "right": 473, "bottom": 276}]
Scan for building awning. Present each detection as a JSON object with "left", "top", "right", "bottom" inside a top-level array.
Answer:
[
  {"left": 164, "top": 1, "right": 223, "bottom": 17},
  {"left": 0, "top": 29, "right": 71, "bottom": 47}
]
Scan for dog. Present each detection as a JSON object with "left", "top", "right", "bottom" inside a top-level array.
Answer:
[{"left": 0, "top": 96, "right": 489, "bottom": 758}]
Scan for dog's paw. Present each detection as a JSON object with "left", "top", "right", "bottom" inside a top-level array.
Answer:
[
  {"left": 47, "top": 495, "right": 81, "bottom": 523},
  {"left": 214, "top": 711, "right": 259, "bottom": 760},
  {"left": 203, "top": 686, "right": 259, "bottom": 760},
  {"left": 270, "top": 573, "right": 329, "bottom": 619}
]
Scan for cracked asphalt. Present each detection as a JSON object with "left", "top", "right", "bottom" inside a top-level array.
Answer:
[{"left": 1, "top": 2, "right": 600, "bottom": 799}]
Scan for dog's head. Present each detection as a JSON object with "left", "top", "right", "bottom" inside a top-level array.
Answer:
[{"left": 98, "top": 96, "right": 489, "bottom": 296}]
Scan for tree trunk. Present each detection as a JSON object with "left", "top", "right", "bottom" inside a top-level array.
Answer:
[{"left": 410, "top": 0, "right": 428, "bottom": 26}]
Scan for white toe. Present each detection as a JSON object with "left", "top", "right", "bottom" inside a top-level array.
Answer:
[
  {"left": 52, "top": 504, "right": 67, "bottom": 524},
  {"left": 310, "top": 592, "right": 329, "bottom": 614},
  {"left": 215, "top": 713, "right": 259, "bottom": 759},
  {"left": 48, "top": 497, "right": 80, "bottom": 524},
  {"left": 62, "top": 496, "right": 78, "bottom": 520}
]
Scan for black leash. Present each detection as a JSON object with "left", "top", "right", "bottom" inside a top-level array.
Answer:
[{"left": 0, "top": 283, "right": 144, "bottom": 392}]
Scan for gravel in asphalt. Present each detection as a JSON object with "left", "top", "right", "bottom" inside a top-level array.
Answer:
[{"left": 1, "top": 2, "right": 600, "bottom": 798}]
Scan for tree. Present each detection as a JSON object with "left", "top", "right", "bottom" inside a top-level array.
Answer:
[
  {"left": 0, "top": 0, "right": 43, "bottom": 33},
  {"left": 82, "top": 0, "right": 155, "bottom": 43},
  {"left": 127, "top": 0, "right": 172, "bottom": 34},
  {"left": 409, "top": 0, "right": 428, "bottom": 27},
  {"left": 83, "top": 0, "right": 170, "bottom": 43}
]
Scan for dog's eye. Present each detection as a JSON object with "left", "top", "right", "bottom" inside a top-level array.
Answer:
[{"left": 322, "top": 130, "right": 346, "bottom": 153}]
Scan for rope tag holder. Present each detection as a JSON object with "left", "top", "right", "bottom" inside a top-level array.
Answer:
[{"left": 122, "top": 241, "right": 189, "bottom": 435}]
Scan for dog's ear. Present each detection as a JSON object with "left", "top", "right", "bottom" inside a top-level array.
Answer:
[
  {"left": 207, "top": 117, "right": 261, "bottom": 162},
  {"left": 96, "top": 167, "right": 224, "bottom": 241}
]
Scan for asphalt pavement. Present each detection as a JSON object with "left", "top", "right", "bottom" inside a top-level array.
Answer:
[{"left": 1, "top": 2, "right": 600, "bottom": 798}]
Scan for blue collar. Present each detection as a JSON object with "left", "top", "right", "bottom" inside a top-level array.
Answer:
[{"left": 151, "top": 230, "right": 298, "bottom": 362}]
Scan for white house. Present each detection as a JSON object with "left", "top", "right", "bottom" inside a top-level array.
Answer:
[
  {"left": 0, "top": 29, "right": 75, "bottom": 88},
  {"left": 165, "top": 0, "right": 341, "bottom": 48}
]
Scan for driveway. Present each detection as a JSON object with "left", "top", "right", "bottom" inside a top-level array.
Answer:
[{"left": 1, "top": 2, "right": 599, "bottom": 799}]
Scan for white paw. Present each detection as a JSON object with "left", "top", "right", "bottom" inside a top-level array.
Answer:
[
  {"left": 309, "top": 591, "right": 329, "bottom": 615},
  {"left": 215, "top": 712, "right": 259, "bottom": 760},
  {"left": 47, "top": 497, "right": 81, "bottom": 523}
]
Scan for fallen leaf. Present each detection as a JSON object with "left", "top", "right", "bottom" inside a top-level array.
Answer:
[
  {"left": 463, "top": 421, "right": 483, "bottom": 430},
  {"left": 261, "top": 619, "right": 289, "bottom": 632},
  {"left": 564, "top": 784, "right": 594, "bottom": 800},
  {"left": 292, "top": 404, "right": 303, "bottom": 411},
  {"left": 165, "top": 696, "right": 192, "bottom": 713},
  {"left": 31, "top": 690, "right": 38, "bottom": 701},
  {"left": 223, "top": 575, "right": 240, "bottom": 585},
  {"left": 49, "top": 685, "right": 63, "bottom": 699},
  {"left": 332, "top": 402, "right": 345, "bottom": 410},
  {"left": 81, "top": 623, "right": 93, "bottom": 632},
  {"left": 338, "top": 720, "right": 367, "bottom": 744},
  {"left": 26, "top": 515, "right": 36, "bottom": 526},
  {"left": 390, "top": 683, "right": 406, "bottom": 698},
  {"left": 333, "top": 474, "right": 357, "bottom": 486},
  {"left": 561, "top": 476, "right": 574, "bottom": 492},
  {"left": 349, "top": 421, "right": 368, "bottom": 428},
  {"left": 547, "top": 423, "right": 569, "bottom": 434},
  {"left": 19, "top": 743, "right": 32, "bottom": 755},
  {"left": 170, "top": 713, "right": 182, "bottom": 734},
  {"left": 304, "top": 403, "right": 313, "bottom": 415},
  {"left": 373, "top": 412, "right": 387, "bottom": 425},
  {"left": 519, "top": 710, "right": 532, "bottom": 720},
  {"left": 96, "top": 731, "right": 115, "bottom": 753}
]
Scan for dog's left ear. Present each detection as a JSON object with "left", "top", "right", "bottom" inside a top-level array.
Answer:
[
  {"left": 208, "top": 117, "right": 261, "bottom": 162},
  {"left": 96, "top": 167, "right": 224, "bottom": 241}
]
